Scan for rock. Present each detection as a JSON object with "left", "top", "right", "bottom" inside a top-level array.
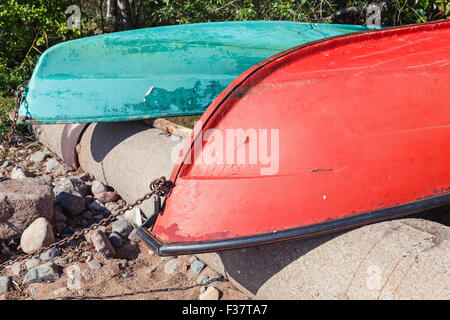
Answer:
[
  {"left": 37, "top": 175, "right": 52, "bottom": 186},
  {"left": 30, "top": 151, "right": 49, "bottom": 164},
  {"left": 0, "top": 161, "right": 9, "bottom": 169},
  {"left": 23, "top": 263, "right": 60, "bottom": 285},
  {"left": 71, "top": 172, "right": 91, "bottom": 182},
  {"left": 53, "top": 178, "right": 82, "bottom": 197},
  {"left": 85, "top": 227, "right": 116, "bottom": 258},
  {"left": 54, "top": 257, "right": 69, "bottom": 265},
  {"left": 6, "top": 262, "right": 23, "bottom": 276},
  {"left": 199, "top": 287, "right": 220, "bottom": 300},
  {"left": 11, "top": 167, "right": 34, "bottom": 179},
  {"left": 122, "top": 207, "right": 143, "bottom": 228},
  {"left": 87, "top": 261, "right": 102, "bottom": 270},
  {"left": 56, "top": 192, "right": 86, "bottom": 216},
  {"left": 24, "top": 258, "right": 41, "bottom": 270},
  {"left": 89, "top": 200, "right": 106, "bottom": 212},
  {"left": 190, "top": 260, "right": 205, "bottom": 275},
  {"left": 164, "top": 259, "right": 180, "bottom": 275},
  {"left": 128, "top": 228, "right": 139, "bottom": 242},
  {"left": 0, "top": 178, "right": 54, "bottom": 240},
  {"left": 188, "top": 256, "right": 198, "bottom": 264},
  {"left": 69, "top": 177, "right": 89, "bottom": 196},
  {"left": 96, "top": 191, "right": 120, "bottom": 204},
  {"left": 122, "top": 272, "right": 132, "bottom": 279},
  {"left": 54, "top": 222, "right": 66, "bottom": 234},
  {"left": 200, "top": 286, "right": 207, "bottom": 293},
  {"left": 20, "top": 218, "right": 55, "bottom": 253},
  {"left": 40, "top": 248, "right": 61, "bottom": 261},
  {"left": 108, "top": 232, "right": 123, "bottom": 248},
  {"left": 82, "top": 211, "right": 93, "bottom": 220},
  {"left": 91, "top": 180, "right": 108, "bottom": 196},
  {"left": 93, "top": 214, "right": 104, "bottom": 221},
  {"left": 45, "top": 158, "right": 63, "bottom": 172},
  {"left": 196, "top": 275, "right": 209, "bottom": 285},
  {"left": 0, "top": 276, "right": 12, "bottom": 294},
  {"left": 53, "top": 207, "right": 67, "bottom": 223},
  {"left": 111, "top": 219, "right": 134, "bottom": 238}
]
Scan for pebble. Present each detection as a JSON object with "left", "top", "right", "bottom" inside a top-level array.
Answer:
[
  {"left": 91, "top": 180, "right": 108, "bottom": 196},
  {"left": 20, "top": 217, "right": 55, "bottom": 253},
  {"left": 122, "top": 272, "right": 132, "bottom": 279},
  {"left": 96, "top": 191, "right": 120, "bottom": 204},
  {"left": 11, "top": 167, "right": 34, "bottom": 179},
  {"left": 24, "top": 258, "right": 41, "bottom": 270},
  {"left": 199, "top": 286, "right": 220, "bottom": 300},
  {"left": 30, "top": 151, "right": 49, "bottom": 164},
  {"left": 188, "top": 256, "right": 198, "bottom": 264},
  {"left": 111, "top": 219, "right": 134, "bottom": 238},
  {"left": 190, "top": 260, "right": 205, "bottom": 275},
  {"left": 6, "top": 262, "right": 22, "bottom": 276},
  {"left": 0, "top": 276, "right": 12, "bottom": 294},
  {"left": 108, "top": 232, "right": 123, "bottom": 248},
  {"left": 89, "top": 199, "right": 106, "bottom": 212},
  {"left": 85, "top": 227, "right": 116, "bottom": 258},
  {"left": 164, "top": 259, "right": 180, "bottom": 275},
  {"left": 40, "top": 248, "right": 62, "bottom": 261},
  {"left": 54, "top": 257, "right": 69, "bottom": 265},
  {"left": 200, "top": 286, "right": 207, "bottom": 293},
  {"left": 23, "top": 263, "right": 61, "bottom": 285},
  {"left": 0, "top": 161, "right": 9, "bottom": 169},
  {"left": 87, "top": 261, "right": 102, "bottom": 270},
  {"left": 196, "top": 275, "right": 209, "bottom": 285},
  {"left": 45, "top": 158, "right": 62, "bottom": 172},
  {"left": 122, "top": 207, "right": 143, "bottom": 228}
]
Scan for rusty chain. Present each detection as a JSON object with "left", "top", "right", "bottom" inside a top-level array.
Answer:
[
  {"left": 0, "top": 176, "right": 173, "bottom": 270},
  {"left": 0, "top": 89, "right": 174, "bottom": 270},
  {"left": 1, "top": 86, "right": 25, "bottom": 163}
]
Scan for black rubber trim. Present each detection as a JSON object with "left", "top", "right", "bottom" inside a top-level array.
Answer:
[{"left": 137, "top": 192, "right": 450, "bottom": 256}]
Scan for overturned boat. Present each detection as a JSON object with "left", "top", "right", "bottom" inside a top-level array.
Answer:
[
  {"left": 138, "top": 20, "right": 450, "bottom": 255},
  {"left": 18, "top": 21, "right": 369, "bottom": 123}
]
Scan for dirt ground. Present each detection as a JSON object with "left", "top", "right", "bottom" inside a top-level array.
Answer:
[{"left": 1, "top": 241, "right": 248, "bottom": 300}]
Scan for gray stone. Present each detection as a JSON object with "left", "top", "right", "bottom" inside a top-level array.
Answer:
[
  {"left": 0, "top": 276, "right": 12, "bottom": 294},
  {"left": 111, "top": 219, "right": 134, "bottom": 238},
  {"left": 71, "top": 172, "right": 91, "bottom": 181},
  {"left": 199, "top": 286, "right": 220, "bottom": 300},
  {"left": 56, "top": 192, "right": 86, "bottom": 216},
  {"left": 53, "top": 178, "right": 82, "bottom": 197},
  {"left": 45, "top": 158, "right": 63, "bottom": 172},
  {"left": 11, "top": 167, "right": 34, "bottom": 179},
  {"left": 0, "top": 178, "right": 54, "bottom": 240},
  {"left": 200, "top": 286, "right": 207, "bottom": 293},
  {"left": 40, "top": 248, "right": 61, "bottom": 261},
  {"left": 91, "top": 180, "right": 108, "bottom": 196},
  {"left": 82, "top": 211, "right": 93, "bottom": 220},
  {"left": 85, "top": 227, "right": 116, "bottom": 258},
  {"left": 128, "top": 228, "right": 139, "bottom": 242},
  {"left": 190, "top": 260, "right": 205, "bottom": 275},
  {"left": 23, "top": 263, "right": 60, "bottom": 285},
  {"left": 6, "top": 262, "right": 23, "bottom": 276},
  {"left": 108, "top": 232, "right": 123, "bottom": 248},
  {"left": 122, "top": 207, "right": 143, "bottom": 228},
  {"left": 69, "top": 177, "right": 89, "bottom": 196},
  {"left": 87, "top": 261, "right": 102, "bottom": 270},
  {"left": 0, "top": 161, "right": 9, "bottom": 169},
  {"left": 196, "top": 275, "right": 209, "bottom": 285},
  {"left": 164, "top": 259, "right": 180, "bottom": 275},
  {"left": 24, "top": 258, "right": 41, "bottom": 270},
  {"left": 54, "top": 257, "right": 69, "bottom": 265},
  {"left": 93, "top": 214, "right": 104, "bottom": 221},
  {"left": 20, "top": 217, "right": 55, "bottom": 253},
  {"left": 122, "top": 272, "right": 132, "bottom": 279},
  {"left": 188, "top": 256, "right": 198, "bottom": 264},
  {"left": 30, "top": 151, "right": 49, "bottom": 164}
]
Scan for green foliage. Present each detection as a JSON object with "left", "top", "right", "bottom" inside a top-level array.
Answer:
[{"left": 0, "top": 0, "right": 448, "bottom": 135}]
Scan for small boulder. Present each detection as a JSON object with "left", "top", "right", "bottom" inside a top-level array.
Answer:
[
  {"left": 24, "top": 258, "right": 41, "bottom": 270},
  {"left": 23, "top": 263, "right": 60, "bottom": 285},
  {"left": 40, "top": 248, "right": 61, "bottom": 261},
  {"left": 191, "top": 260, "right": 205, "bottom": 275},
  {"left": 45, "top": 158, "right": 63, "bottom": 173},
  {"left": 96, "top": 191, "right": 120, "bottom": 204},
  {"left": 0, "top": 178, "right": 53, "bottom": 240},
  {"left": 108, "top": 232, "right": 123, "bottom": 248},
  {"left": 30, "top": 151, "right": 49, "bottom": 164},
  {"left": 20, "top": 217, "right": 55, "bottom": 253}
]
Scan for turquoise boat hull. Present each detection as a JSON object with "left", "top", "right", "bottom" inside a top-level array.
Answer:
[{"left": 19, "top": 21, "right": 370, "bottom": 123}]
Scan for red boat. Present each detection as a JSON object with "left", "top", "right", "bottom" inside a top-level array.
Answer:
[{"left": 138, "top": 20, "right": 450, "bottom": 256}]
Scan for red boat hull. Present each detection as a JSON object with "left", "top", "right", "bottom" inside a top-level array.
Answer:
[{"left": 138, "top": 20, "right": 450, "bottom": 255}]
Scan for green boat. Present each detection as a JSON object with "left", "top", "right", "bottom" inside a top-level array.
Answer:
[{"left": 19, "top": 21, "right": 370, "bottom": 124}]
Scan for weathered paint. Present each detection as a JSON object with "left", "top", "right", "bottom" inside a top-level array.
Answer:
[
  {"left": 140, "top": 20, "right": 450, "bottom": 254},
  {"left": 18, "top": 21, "right": 371, "bottom": 124}
]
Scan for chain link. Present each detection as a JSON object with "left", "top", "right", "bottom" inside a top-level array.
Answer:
[{"left": 0, "top": 177, "right": 173, "bottom": 271}]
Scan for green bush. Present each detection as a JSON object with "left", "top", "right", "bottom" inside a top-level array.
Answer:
[{"left": 0, "top": 0, "right": 449, "bottom": 135}]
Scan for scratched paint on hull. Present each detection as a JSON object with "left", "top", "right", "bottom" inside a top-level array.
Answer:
[{"left": 18, "top": 21, "right": 371, "bottom": 124}]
